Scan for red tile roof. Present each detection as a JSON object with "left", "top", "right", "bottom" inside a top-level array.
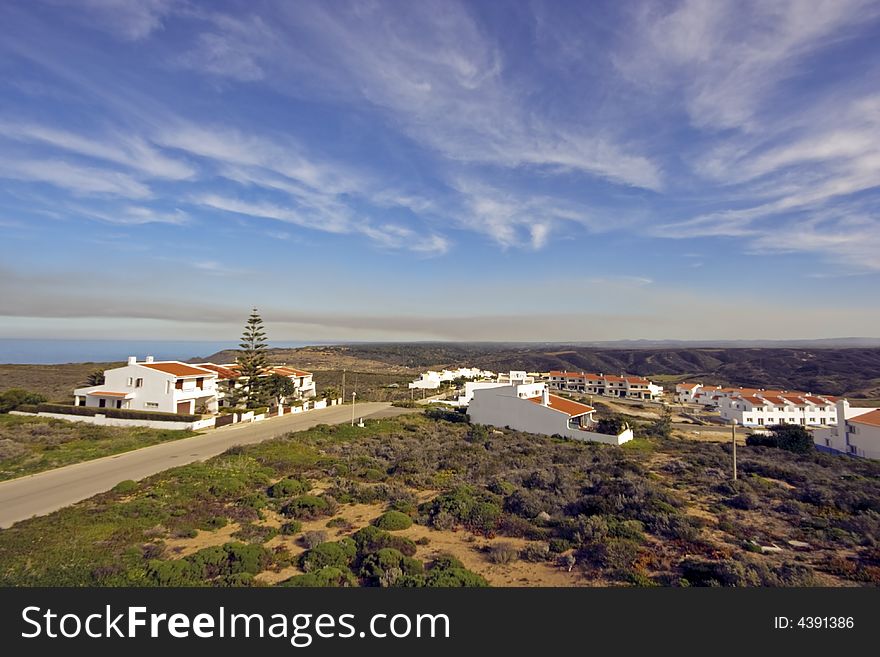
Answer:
[
  {"left": 678, "top": 383, "right": 700, "bottom": 389},
  {"left": 86, "top": 391, "right": 130, "bottom": 397},
  {"left": 140, "top": 361, "right": 217, "bottom": 377},
  {"left": 850, "top": 409, "right": 880, "bottom": 428},
  {"left": 525, "top": 394, "right": 594, "bottom": 417},
  {"left": 195, "top": 363, "right": 239, "bottom": 379},
  {"left": 271, "top": 366, "right": 312, "bottom": 378}
]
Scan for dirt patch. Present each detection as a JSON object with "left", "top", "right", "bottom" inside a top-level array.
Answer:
[{"left": 164, "top": 523, "right": 242, "bottom": 557}]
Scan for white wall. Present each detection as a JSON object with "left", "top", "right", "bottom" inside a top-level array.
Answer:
[
  {"left": 467, "top": 385, "right": 631, "bottom": 446},
  {"left": 11, "top": 410, "right": 214, "bottom": 431}
]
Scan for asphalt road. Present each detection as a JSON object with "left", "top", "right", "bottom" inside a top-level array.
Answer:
[{"left": 0, "top": 402, "right": 393, "bottom": 529}]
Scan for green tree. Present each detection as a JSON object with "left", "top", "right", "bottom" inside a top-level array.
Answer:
[
  {"left": 0, "top": 388, "right": 46, "bottom": 413},
  {"left": 746, "top": 424, "right": 814, "bottom": 454},
  {"left": 265, "top": 373, "right": 296, "bottom": 407},
  {"left": 596, "top": 415, "right": 626, "bottom": 436},
  {"left": 236, "top": 308, "right": 270, "bottom": 408},
  {"left": 322, "top": 386, "right": 341, "bottom": 401},
  {"left": 85, "top": 369, "right": 105, "bottom": 386},
  {"left": 646, "top": 406, "right": 673, "bottom": 439}
]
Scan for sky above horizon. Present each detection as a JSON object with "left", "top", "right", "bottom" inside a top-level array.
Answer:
[{"left": 1, "top": 0, "right": 879, "bottom": 344}]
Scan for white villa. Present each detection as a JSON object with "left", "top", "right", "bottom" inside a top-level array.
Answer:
[
  {"left": 408, "top": 367, "right": 496, "bottom": 390},
  {"left": 547, "top": 371, "right": 663, "bottom": 400},
  {"left": 467, "top": 381, "right": 633, "bottom": 446},
  {"left": 812, "top": 401, "right": 880, "bottom": 459},
  {"left": 74, "top": 356, "right": 219, "bottom": 415}
]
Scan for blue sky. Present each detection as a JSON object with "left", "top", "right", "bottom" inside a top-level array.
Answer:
[{"left": 1, "top": 0, "right": 879, "bottom": 342}]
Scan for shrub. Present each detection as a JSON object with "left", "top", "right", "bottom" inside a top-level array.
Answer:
[
  {"left": 200, "top": 516, "right": 229, "bottom": 531},
  {"left": 232, "top": 524, "right": 279, "bottom": 544},
  {"left": 423, "top": 568, "right": 488, "bottom": 587},
  {"left": 374, "top": 510, "right": 413, "bottom": 531},
  {"left": 746, "top": 425, "right": 814, "bottom": 454},
  {"left": 268, "top": 477, "right": 310, "bottom": 498},
  {"left": 300, "top": 540, "right": 357, "bottom": 572},
  {"left": 352, "top": 526, "right": 417, "bottom": 557},
  {"left": 301, "top": 530, "right": 329, "bottom": 549},
  {"left": 422, "top": 486, "right": 502, "bottom": 532},
  {"left": 112, "top": 480, "right": 138, "bottom": 494},
  {"left": 549, "top": 538, "right": 571, "bottom": 553},
  {"left": 431, "top": 553, "right": 464, "bottom": 570},
  {"left": 520, "top": 543, "right": 551, "bottom": 562},
  {"left": 360, "top": 548, "right": 424, "bottom": 585},
  {"left": 282, "top": 495, "right": 333, "bottom": 519},
  {"left": 33, "top": 403, "right": 198, "bottom": 422},
  {"left": 282, "top": 567, "right": 358, "bottom": 587},
  {"left": 487, "top": 543, "right": 518, "bottom": 564},
  {"left": 223, "top": 542, "right": 272, "bottom": 575},
  {"left": 147, "top": 559, "right": 199, "bottom": 586},
  {"left": 0, "top": 389, "right": 47, "bottom": 413},
  {"left": 424, "top": 408, "right": 469, "bottom": 423},
  {"left": 280, "top": 521, "right": 302, "bottom": 535}
]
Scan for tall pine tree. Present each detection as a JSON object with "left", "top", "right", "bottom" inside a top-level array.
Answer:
[{"left": 236, "top": 308, "right": 270, "bottom": 408}]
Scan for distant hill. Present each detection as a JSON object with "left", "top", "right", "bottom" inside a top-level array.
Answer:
[{"left": 198, "top": 343, "right": 880, "bottom": 399}]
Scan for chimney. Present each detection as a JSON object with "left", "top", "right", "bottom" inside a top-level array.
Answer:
[
  {"left": 542, "top": 386, "right": 550, "bottom": 406},
  {"left": 127, "top": 356, "right": 137, "bottom": 365},
  {"left": 145, "top": 356, "right": 154, "bottom": 363}
]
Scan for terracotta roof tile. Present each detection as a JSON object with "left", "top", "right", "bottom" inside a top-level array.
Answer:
[
  {"left": 140, "top": 361, "right": 217, "bottom": 377},
  {"left": 525, "top": 394, "right": 594, "bottom": 417},
  {"left": 850, "top": 409, "right": 880, "bottom": 428}
]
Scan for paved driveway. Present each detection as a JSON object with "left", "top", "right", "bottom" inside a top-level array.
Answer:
[{"left": 0, "top": 402, "right": 392, "bottom": 529}]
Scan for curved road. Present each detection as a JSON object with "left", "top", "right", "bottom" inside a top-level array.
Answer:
[{"left": 0, "top": 402, "right": 394, "bottom": 529}]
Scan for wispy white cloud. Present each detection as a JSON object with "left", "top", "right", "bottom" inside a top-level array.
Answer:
[
  {"left": 0, "top": 158, "right": 151, "bottom": 198},
  {"left": 46, "top": 0, "right": 178, "bottom": 41},
  {"left": 71, "top": 204, "right": 188, "bottom": 225},
  {"left": 0, "top": 120, "right": 196, "bottom": 179}
]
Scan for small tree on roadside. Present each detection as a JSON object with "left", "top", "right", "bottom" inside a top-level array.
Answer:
[
  {"left": 265, "top": 373, "right": 296, "bottom": 407},
  {"left": 85, "top": 369, "right": 105, "bottom": 386},
  {"left": 236, "top": 308, "right": 270, "bottom": 408},
  {"left": 322, "top": 386, "right": 341, "bottom": 401}
]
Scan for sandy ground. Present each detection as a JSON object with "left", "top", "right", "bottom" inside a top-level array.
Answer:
[{"left": 165, "top": 484, "right": 584, "bottom": 587}]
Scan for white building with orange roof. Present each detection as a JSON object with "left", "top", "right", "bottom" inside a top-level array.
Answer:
[
  {"left": 812, "top": 401, "right": 880, "bottom": 459},
  {"left": 547, "top": 370, "right": 663, "bottom": 400},
  {"left": 196, "top": 362, "right": 317, "bottom": 406},
  {"left": 674, "top": 382, "right": 703, "bottom": 403},
  {"left": 74, "top": 356, "right": 219, "bottom": 415},
  {"left": 467, "top": 381, "right": 633, "bottom": 445},
  {"left": 717, "top": 389, "right": 839, "bottom": 427}
]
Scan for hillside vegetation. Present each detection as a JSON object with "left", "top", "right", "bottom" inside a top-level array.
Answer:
[{"left": 1, "top": 411, "right": 877, "bottom": 587}]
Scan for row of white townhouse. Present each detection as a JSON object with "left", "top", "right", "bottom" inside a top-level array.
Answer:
[
  {"left": 74, "top": 356, "right": 316, "bottom": 415},
  {"left": 547, "top": 371, "right": 663, "bottom": 400},
  {"left": 674, "top": 383, "right": 839, "bottom": 428},
  {"left": 408, "top": 367, "right": 496, "bottom": 390}
]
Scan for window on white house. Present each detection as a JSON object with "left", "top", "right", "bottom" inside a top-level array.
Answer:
[
  {"left": 135, "top": 378, "right": 143, "bottom": 388},
  {"left": 145, "top": 402, "right": 159, "bottom": 409},
  {"left": 127, "top": 377, "right": 133, "bottom": 386}
]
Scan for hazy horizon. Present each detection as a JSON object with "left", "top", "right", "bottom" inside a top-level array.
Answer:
[{"left": 2, "top": 1, "right": 879, "bottom": 342}]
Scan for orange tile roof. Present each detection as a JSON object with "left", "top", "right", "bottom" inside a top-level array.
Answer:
[
  {"left": 140, "top": 361, "right": 217, "bottom": 377},
  {"left": 805, "top": 396, "right": 831, "bottom": 405},
  {"left": 86, "top": 391, "right": 130, "bottom": 397},
  {"left": 741, "top": 396, "right": 767, "bottom": 405},
  {"left": 271, "top": 366, "right": 312, "bottom": 377},
  {"left": 525, "top": 394, "right": 594, "bottom": 417},
  {"left": 195, "top": 363, "right": 239, "bottom": 379},
  {"left": 625, "top": 377, "right": 649, "bottom": 384},
  {"left": 678, "top": 383, "right": 700, "bottom": 389},
  {"left": 850, "top": 409, "right": 880, "bottom": 428}
]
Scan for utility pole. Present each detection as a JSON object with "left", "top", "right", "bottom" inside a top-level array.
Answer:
[
  {"left": 341, "top": 369, "right": 346, "bottom": 402},
  {"left": 732, "top": 419, "right": 738, "bottom": 481},
  {"left": 350, "top": 392, "right": 356, "bottom": 426}
]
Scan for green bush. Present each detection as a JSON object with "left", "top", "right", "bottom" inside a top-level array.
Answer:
[
  {"left": 147, "top": 559, "right": 199, "bottom": 586},
  {"left": 374, "top": 510, "right": 413, "bottom": 531},
  {"left": 280, "top": 521, "right": 303, "bottom": 535},
  {"left": 282, "top": 495, "right": 333, "bottom": 519},
  {"left": 268, "top": 477, "right": 310, "bottom": 498},
  {"left": 300, "top": 540, "right": 357, "bottom": 572},
  {"left": 422, "top": 486, "right": 502, "bottom": 532},
  {"left": 360, "top": 548, "right": 424, "bottom": 583},
  {"left": 282, "top": 566, "right": 358, "bottom": 587},
  {"left": 746, "top": 425, "right": 814, "bottom": 454},
  {"left": 224, "top": 542, "right": 272, "bottom": 575},
  {"left": 352, "top": 526, "right": 417, "bottom": 557},
  {"left": 33, "top": 403, "right": 198, "bottom": 422},
  {"left": 112, "top": 480, "right": 138, "bottom": 494},
  {"left": 0, "top": 389, "right": 47, "bottom": 413}
]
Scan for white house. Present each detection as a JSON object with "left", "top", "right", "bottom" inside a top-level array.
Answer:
[
  {"left": 196, "top": 363, "right": 317, "bottom": 406},
  {"left": 74, "top": 356, "right": 219, "bottom": 415},
  {"left": 812, "top": 401, "right": 880, "bottom": 459},
  {"left": 674, "top": 382, "right": 702, "bottom": 403},
  {"left": 715, "top": 390, "right": 838, "bottom": 428},
  {"left": 547, "top": 371, "right": 663, "bottom": 400},
  {"left": 408, "top": 367, "right": 495, "bottom": 390},
  {"left": 467, "top": 381, "right": 633, "bottom": 446}
]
